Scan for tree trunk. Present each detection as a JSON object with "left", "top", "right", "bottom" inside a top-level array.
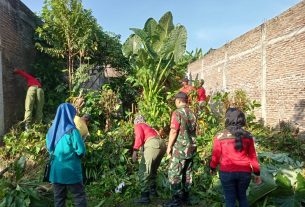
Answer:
[{"left": 68, "top": 53, "right": 72, "bottom": 92}]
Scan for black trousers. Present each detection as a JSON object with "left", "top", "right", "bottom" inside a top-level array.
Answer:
[{"left": 53, "top": 183, "right": 87, "bottom": 207}]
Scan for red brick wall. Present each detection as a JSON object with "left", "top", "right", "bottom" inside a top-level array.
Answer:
[
  {"left": 188, "top": 1, "right": 305, "bottom": 131},
  {"left": 0, "top": 0, "right": 37, "bottom": 134}
]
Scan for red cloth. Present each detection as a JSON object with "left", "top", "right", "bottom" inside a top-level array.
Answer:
[
  {"left": 170, "top": 111, "right": 180, "bottom": 131},
  {"left": 197, "top": 87, "right": 206, "bottom": 102},
  {"left": 133, "top": 123, "right": 158, "bottom": 150},
  {"left": 210, "top": 136, "right": 260, "bottom": 175},
  {"left": 14, "top": 70, "right": 41, "bottom": 87},
  {"left": 180, "top": 85, "right": 195, "bottom": 95}
]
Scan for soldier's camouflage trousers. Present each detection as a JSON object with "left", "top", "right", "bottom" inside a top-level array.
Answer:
[
  {"left": 168, "top": 157, "right": 193, "bottom": 196},
  {"left": 139, "top": 137, "right": 166, "bottom": 193}
]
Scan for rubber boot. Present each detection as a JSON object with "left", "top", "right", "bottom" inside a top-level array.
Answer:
[
  {"left": 135, "top": 192, "right": 150, "bottom": 204},
  {"left": 181, "top": 191, "right": 191, "bottom": 205},
  {"left": 150, "top": 185, "right": 159, "bottom": 197},
  {"left": 163, "top": 195, "right": 181, "bottom": 207}
]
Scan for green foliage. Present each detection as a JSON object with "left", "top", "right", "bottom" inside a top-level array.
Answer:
[
  {"left": 0, "top": 157, "right": 43, "bottom": 207},
  {"left": 32, "top": 51, "right": 67, "bottom": 120},
  {"left": 72, "top": 64, "right": 95, "bottom": 94},
  {"left": 1, "top": 84, "right": 304, "bottom": 206},
  {"left": 36, "top": 0, "right": 99, "bottom": 90},
  {"left": 123, "top": 11, "right": 188, "bottom": 129},
  {"left": 0, "top": 124, "right": 48, "bottom": 161},
  {"left": 247, "top": 152, "right": 305, "bottom": 207},
  {"left": 36, "top": 0, "right": 99, "bottom": 59}
]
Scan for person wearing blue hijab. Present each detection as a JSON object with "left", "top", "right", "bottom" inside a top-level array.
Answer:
[{"left": 46, "top": 103, "right": 87, "bottom": 207}]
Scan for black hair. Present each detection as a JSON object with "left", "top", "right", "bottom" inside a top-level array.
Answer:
[
  {"left": 225, "top": 108, "right": 247, "bottom": 151},
  {"left": 82, "top": 114, "right": 91, "bottom": 121}
]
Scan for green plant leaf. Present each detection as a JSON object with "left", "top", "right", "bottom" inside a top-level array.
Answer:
[
  {"left": 295, "top": 173, "right": 305, "bottom": 201},
  {"left": 161, "top": 25, "right": 187, "bottom": 62},
  {"left": 158, "top": 11, "right": 174, "bottom": 40},
  {"left": 122, "top": 34, "right": 142, "bottom": 57},
  {"left": 248, "top": 167, "right": 277, "bottom": 205},
  {"left": 271, "top": 173, "right": 305, "bottom": 207}
]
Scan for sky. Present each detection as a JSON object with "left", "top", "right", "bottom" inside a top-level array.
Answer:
[{"left": 21, "top": 0, "right": 301, "bottom": 53}]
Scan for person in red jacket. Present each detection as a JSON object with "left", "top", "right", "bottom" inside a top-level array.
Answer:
[
  {"left": 132, "top": 115, "right": 166, "bottom": 204},
  {"left": 13, "top": 68, "right": 44, "bottom": 129},
  {"left": 180, "top": 77, "right": 195, "bottom": 95},
  {"left": 210, "top": 108, "right": 262, "bottom": 207},
  {"left": 197, "top": 79, "right": 206, "bottom": 104}
]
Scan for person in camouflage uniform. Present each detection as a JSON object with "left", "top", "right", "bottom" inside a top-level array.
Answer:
[{"left": 164, "top": 92, "right": 197, "bottom": 207}]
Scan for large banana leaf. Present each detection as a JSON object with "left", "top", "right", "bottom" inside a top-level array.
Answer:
[
  {"left": 161, "top": 25, "right": 187, "bottom": 62},
  {"left": 271, "top": 173, "right": 305, "bottom": 207},
  {"left": 248, "top": 167, "right": 277, "bottom": 206}
]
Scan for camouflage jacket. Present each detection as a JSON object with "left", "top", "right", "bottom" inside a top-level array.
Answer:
[{"left": 170, "top": 106, "right": 197, "bottom": 159}]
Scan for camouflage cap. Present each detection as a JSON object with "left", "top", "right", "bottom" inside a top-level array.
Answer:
[{"left": 175, "top": 92, "right": 188, "bottom": 101}]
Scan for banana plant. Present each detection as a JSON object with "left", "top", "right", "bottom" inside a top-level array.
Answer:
[{"left": 122, "top": 11, "right": 187, "bottom": 128}]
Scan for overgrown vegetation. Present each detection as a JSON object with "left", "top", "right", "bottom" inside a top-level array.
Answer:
[{"left": 1, "top": 0, "right": 304, "bottom": 206}]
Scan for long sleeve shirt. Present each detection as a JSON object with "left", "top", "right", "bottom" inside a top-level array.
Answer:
[
  {"left": 197, "top": 87, "right": 206, "bottom": 102},
  {"left": 46, "top": 129, "right": 86, "bottom": 184},
  {"left": 14, "top": 69, "right": 41, "bottom": 88},
  {"left": 180, "top": 85, "right": 195, "bottom": 95},
  {"left": 133, "top": 123, "right": 158, "bottom": 150},
  {"left": 210, "top": 129, "right": 260, "bottom": 175}
]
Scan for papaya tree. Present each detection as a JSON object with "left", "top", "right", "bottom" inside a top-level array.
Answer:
[{"left": 122, "top": 11, "right": 187, "bottom": 129}]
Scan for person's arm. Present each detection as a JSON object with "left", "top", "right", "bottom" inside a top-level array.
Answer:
[
  {"left": 248, "top": 138, "right": 260, "bottom": 176},
  {"left": 167, "top": 111, "right": 180, "bottom": 156},
  {"left": 249, "top": 138, "right": 262, "bottom": 184},
  {"left": 210, "top": 136, "right": 221, "bottom": 171},
  {"left": 72, "top": 129, "right": 86, "bottom": 158},
  {"left": 13, "top": 69, "right": 34, "bottom": 80},
  {"left": 133, "top": 125, "right": 144, "bottom": 150},
  {"left": 167, "top": 129, "right": 178, "bottom": 156},
  {"left": 132, "top": 125, "right": 145, "bottom": 162}
]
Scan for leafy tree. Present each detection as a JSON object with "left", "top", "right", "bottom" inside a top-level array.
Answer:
[
  {"left": 122, "top": 11, "right": 188, "bottom": 128},
  {"left": 35, "top": 0, "right": 99, "bottom": 91}
]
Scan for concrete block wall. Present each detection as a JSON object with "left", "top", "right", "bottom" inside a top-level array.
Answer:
[
  {"left": 188, "top": 1, "right": 305, "bottom": 130},
  {"left": 0, "top": 0, "right": 37, "bottom": 135}
]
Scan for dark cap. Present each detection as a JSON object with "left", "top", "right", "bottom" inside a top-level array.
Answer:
[
  {"left": 182, "top": 77, "right": 189, "bottom": 82},
  {"left": 175, "top": 92, "right": 188, "bottom": 100}
]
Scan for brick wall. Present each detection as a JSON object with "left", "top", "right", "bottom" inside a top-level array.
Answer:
[
  {"left": 0, "top": 0, "right": 37, "bottom": 135},
  {"left": 188, "top": 1, "right": 305, "bottom": 131}
]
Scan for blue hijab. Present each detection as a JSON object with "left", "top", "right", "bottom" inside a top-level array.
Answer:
[{"left": 47, "top": 103, "right": 77, "bottom": 151}]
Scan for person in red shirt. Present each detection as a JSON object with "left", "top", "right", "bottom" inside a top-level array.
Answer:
[
  {"left": 210, "top": 108, "right": 262, "bottom": 207},
  {"left": 197, "top": 79, "right": 206, "bottom": 104},
  {"left": 179, "top": 77, "right": 195, "bottom": 95},
  {"left": 13, "top": 68, "right": 44, "bottom": 129},
  {"left": 132, "top": 115, "right": 166, "bottom": 204}
]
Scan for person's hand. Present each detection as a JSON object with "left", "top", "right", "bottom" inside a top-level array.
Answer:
[
  {"left": 253, "top": 176, "right": 262, "bottom": 185},
  {"left": 132, "top": 151, "right": 138, "bottom": 163},
  {"left": 13, "top": 68, "right": 18, "bottom": 75},
  {"left": 166, "top": 147, "right": 172, "bottom": 157},
  {"left": 210, "top": 169, "right": 216, "bottom": 176}
]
